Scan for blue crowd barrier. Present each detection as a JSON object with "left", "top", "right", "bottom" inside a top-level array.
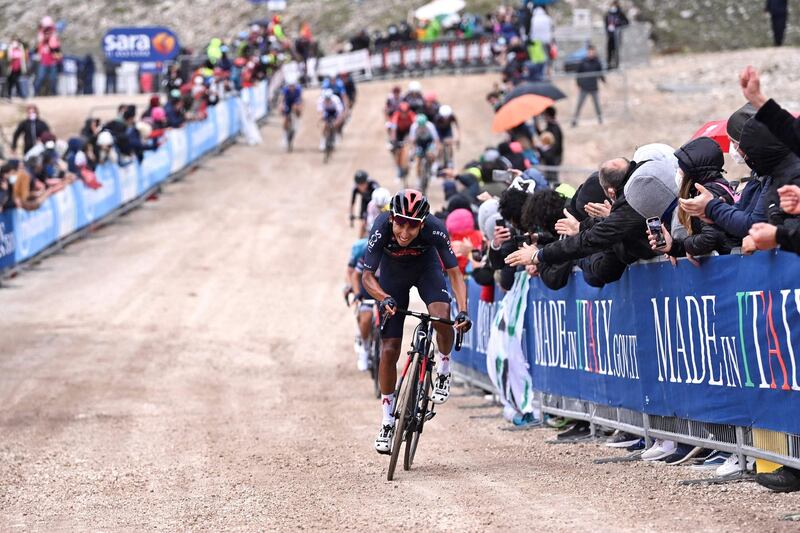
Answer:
[
  {"left": 453, "top": 252, "right": 800, "bottom": 436},
  {"left": 0, "top": 81, "right": 269, "bottom": 273}
]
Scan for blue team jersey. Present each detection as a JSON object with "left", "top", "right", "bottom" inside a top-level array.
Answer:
[
  {"left": 362, "top": 212, "right": 458, "bottom": 272},
  {"left": 282, "top": 85, "right": 302, "bottom": 108}
]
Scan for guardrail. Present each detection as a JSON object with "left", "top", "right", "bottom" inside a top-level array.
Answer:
[
  {"left": 0, "top": 80, "right": 269, "bottom": 277},
  {"left": 453, "top": 251, "right": 800, "bottom": 472}
]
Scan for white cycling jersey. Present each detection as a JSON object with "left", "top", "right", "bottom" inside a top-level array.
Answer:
[
  {"left": 409, "top": 121, "right": 439, "bottom": 143},
  {"left": 317, "top": 94, "right": 344, "bottom": 117}
]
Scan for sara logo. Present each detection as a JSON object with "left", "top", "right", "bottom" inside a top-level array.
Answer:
[
  {"left": 152, "top": 32, "right": 176, "bottom": 55},
  {"left": 103, "top": 27, "right": 180, "bottom": 62}
]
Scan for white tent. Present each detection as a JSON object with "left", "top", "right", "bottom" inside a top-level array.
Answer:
[{"left": 414, "top": 0, "right": 466, "bottom": 20}]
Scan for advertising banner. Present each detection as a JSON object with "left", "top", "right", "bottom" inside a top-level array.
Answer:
[
  {"left": 0, "top": 210, "right": 16, "bottom": 270},
  {"left": 13, "top": 197, "right": 57, "bottom": 262},
  {"left": 103, "top": 27, "right": 180, "bottom": 63}
]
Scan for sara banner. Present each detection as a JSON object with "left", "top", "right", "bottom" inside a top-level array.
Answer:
[
  {"left": 454, "top": 252, "right": 800, "bottom": 436},
  {"left": 103, "top": 27, "right": 180, "bottom": 62}
]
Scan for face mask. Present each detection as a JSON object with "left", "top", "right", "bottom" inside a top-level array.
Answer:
[
  {"left": 7, "top": 174, "right": 17, "bottom": 185},
  {"left": 28, "top": 113, "right": 37, "bottom": 120},
  {"left": 728, "top": 142, "right": 746, "bottom": 165}
]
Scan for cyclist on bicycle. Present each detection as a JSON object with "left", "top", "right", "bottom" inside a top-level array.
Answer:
[
  {"left": 409, "top": 115, "right": 440, "bottom": 188},
  {"left": 344, "top": 238, "right": 373, "bottom": 372},
  {"left": 384, "top": 86, "right": 403, "bottom": 139},
  {"left": 317, "top": 88, "right": 344, "bottom": 151},
  {"left": 434, "top": 104, "right": 460, "bottom": 169},
  {"left": 420, "top": 91, "right": 440, "bottom": 120},
  {"left": 389, "top": 102, "right": 416, "bottom": 182},
  {"left": 362, "top": 190, "right": 472, "bottom": 454},
  {"left": 280, "top": 76, "right": 303, "bottom": 132},
  {"left": 349, "top": 170, "right": 379, "bottom": 237},
  {"left": 403, "top": 80, "right": 425, "bottom": 114},
  {"left": 365, "top": 187, "right": 392, "bottom": 231}
]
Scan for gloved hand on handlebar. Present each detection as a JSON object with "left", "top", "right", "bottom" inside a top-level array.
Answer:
[
  {"left": 454, "top": 310, "right": 472, "bottom": 332},
  {"left": 380, "top": 296, "right": 397, "bottom": 316}
]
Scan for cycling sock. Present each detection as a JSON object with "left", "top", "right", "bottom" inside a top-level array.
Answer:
[
  {"left": 437, "top": 352, "right": 451, "bottom": 376},
  {"left": 381, "top": 393, "right": 395, "bottom": 425}
]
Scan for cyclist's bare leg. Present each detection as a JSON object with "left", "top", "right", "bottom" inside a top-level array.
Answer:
[
  {"left": 427, "top": 301, "right": 454, "bottom": 374},
  {"left": 379, "top": 338, "right": 402, "bottom": 395},
  {"left": 357, "top": 310, "right": 371, "bottom": 342}
]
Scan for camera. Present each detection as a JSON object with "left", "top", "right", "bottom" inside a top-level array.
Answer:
[{"left": 513, "top": 234, "right": 532, "bottom": 248}]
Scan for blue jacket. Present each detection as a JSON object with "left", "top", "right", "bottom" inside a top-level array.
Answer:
[{"left": 705, "top": 175, "right": 771, "bottom": 239}]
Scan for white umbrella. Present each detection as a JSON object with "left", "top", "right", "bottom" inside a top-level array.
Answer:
[{"left": 414, "top": 0, "right": 466, "bottom": 20}]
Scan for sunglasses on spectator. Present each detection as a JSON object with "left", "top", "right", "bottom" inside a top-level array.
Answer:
[{"left": 392, "top": 215, "right": 423, "bottom": 228}]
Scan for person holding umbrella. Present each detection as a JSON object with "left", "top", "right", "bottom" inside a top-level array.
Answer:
[{"left": 571, "top": 45, "right": 604, "bottom": 127}]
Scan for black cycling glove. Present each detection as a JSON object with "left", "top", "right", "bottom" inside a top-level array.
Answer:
[
  {"left": 455, "top": 311, "right": 472, "bottom": 332},
  {"left": 380, "top": 296, "right": 397, "bottom": 315}
]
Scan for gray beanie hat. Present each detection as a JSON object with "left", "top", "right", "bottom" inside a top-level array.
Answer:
[
  {"left": 478, "top": 198, "right": 501, "bottom": 240},
  {"left": 624, "top": 159, "right": 679, "bottom": 219}
]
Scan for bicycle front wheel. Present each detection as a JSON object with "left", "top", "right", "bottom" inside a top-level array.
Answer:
[{"left": 387, "top": 353, "right": 419, "bottom": 481}]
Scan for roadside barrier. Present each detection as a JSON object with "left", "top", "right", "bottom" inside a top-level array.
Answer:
[
  {"left": 0, "top": 81, "right": 269, "bottom": 276},
  {"left": 453, "top": 252, "right": 800, "bottom": 470}
]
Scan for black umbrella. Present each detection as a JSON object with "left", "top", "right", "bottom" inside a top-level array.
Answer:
[{"left": 503, "top": 81, "right": 566, "bottom": 104}]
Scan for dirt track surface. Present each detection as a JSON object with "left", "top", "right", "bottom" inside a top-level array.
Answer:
[{"left": 2, "top": 57, "right": 800, "bottom": 530}]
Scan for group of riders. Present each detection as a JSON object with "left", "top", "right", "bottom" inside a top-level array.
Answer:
[
  {"left": 280, "top": 74, "right": 471, "bottom": 455},
  {"left": 280, "top": 76, "right": 460, "bottom": 186}
]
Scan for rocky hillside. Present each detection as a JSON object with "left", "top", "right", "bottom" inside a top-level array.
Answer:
[{"left": 0, "top": 0, "right": 794, "bottom": 56}]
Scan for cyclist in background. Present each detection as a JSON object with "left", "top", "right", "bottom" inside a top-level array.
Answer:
[
  {"left": 420, "top": 91, "right": 440, "bottom": 120},
  {"left": 344, "top": 238, "right": 373, "bottom": 372},
  {"left": 389, "top": 101, "right": 416, "bottom": 182},
  {"left": 280, "top": 76, "right": 303, "bottom": 148},
  {"left": 317, "top": 88, "right": 344, "bottom": 151},
  {"left": 409, "top": 114, "right": 440, "bottom": 189},
  {"left": 350, "top": 170, "right": 380, "bottom": 237},
  {"left": 434, "top": 104, "right": 460, "bottom": 169},
  {"left": 340, "top": 71, "right": 357, "bottom": 109},
  {"left": 384, "top": 85, "right": 403, "bottom": 139},
  {"left": 362, "top": 190, "right": 471, "bottom": 453},
  {"left": 403, "top": 80, "right": 425, "bottom": 113}
]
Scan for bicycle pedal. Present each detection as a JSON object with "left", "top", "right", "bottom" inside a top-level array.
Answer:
[{"left": 425, "top": 410, "right": 436, "bottom": 421}]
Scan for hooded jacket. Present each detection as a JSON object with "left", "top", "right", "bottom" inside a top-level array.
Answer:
[
  {"left": 739, "top": 116, "right": 800, "bottom": 226},
  {"left": 705, "top": 105, "right": 770, "bottom": 238},
  {"left": 670, "top": 137, "right": 738, "bottom": 255}
]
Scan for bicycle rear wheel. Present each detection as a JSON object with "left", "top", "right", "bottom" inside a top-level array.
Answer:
[{"left": 387, "top": 353, "right": 419, "bottom": 481}]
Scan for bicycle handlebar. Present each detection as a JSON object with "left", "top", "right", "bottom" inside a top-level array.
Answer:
[{"left": 379, "top": 308, "right": 464, "bottom": 352}]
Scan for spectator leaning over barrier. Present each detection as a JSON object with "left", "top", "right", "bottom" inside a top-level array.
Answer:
[
  {"left": 571, "top": 45, "right": 604, "bottom": 127},
  {"left": 12, "top": 105, "right": 50, "bottom": 156},
  {"left": 489, "top": 175, "right": 535, "bottom": 291},
  {"left": 650, "top": 138, "right": 738, "bottom": 259},
  {"left": 741, "top": 66, "right": 800, "bottom": 157},
  {"left": 679, "top": 104, "right": 771, "bottom": 240},
  {"left": 507, "top": 158, "right": 671, "bottom": 287}
]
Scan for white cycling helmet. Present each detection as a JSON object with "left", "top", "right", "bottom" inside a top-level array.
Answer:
[
  {"left": 439, "top": 104, "right": 452, "bottom": 118},
  {"left": 322, "top": 88, "right": 334, "bottom": 99},
  {"left": 371, "top": 187, "right": 392, "bottom": 209},
  {"left": 285, "top": 74, "right": 298, "bottom": 85},
  {"left": 408, "top": 80, "right": 422, "bottom": 93}
]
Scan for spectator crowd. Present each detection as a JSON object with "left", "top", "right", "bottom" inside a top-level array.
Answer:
[{"left": 0, "top": 18, "right": 296, "bottom": 215}]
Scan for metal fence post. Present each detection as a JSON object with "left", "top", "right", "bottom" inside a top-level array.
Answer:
[{"left": 735, "top": 426, "right": 747, "bottom": 473}]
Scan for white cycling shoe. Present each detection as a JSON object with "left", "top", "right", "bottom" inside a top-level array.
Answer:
[
  {"left": 374, "top": 423, "right": 394, "bottom": 454},
  {"left": 431, "top": 373, "right": 451, "bottom": 404}
]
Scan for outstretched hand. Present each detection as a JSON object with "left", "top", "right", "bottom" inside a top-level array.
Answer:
[
  {"left": 778, "top": 184, "right": 800, "bottom": 215},
  {"left": 555, "top": 208, "right": 580, "bottom": 237},
  {"left": 679, "top": 183, "right": 714, "bottom": 218},
  {"left": 739, "top": 65, "right": 767, "bottom": 109}
]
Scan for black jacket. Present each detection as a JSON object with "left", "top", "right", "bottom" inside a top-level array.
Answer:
[
  {"left": 540, "top": 192, "right": 656, "bottom": 267},
  {"left": 12, "top": 118, "right": 50, "bottom": 154},
  {"left": 766, "top": 0, "right": 788, "bottom": 16},
  {"left": 576, "top": 57, "right": 604, "bottom": 92},
  {"left": 777, "top": 224, "right": 800, "bottom": 254},
  {"left": 755, "top": 99, "right": 800, "bottom": 157},
  {"left": 739, "top": 116, "right": 800, "bottom": 225}
]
